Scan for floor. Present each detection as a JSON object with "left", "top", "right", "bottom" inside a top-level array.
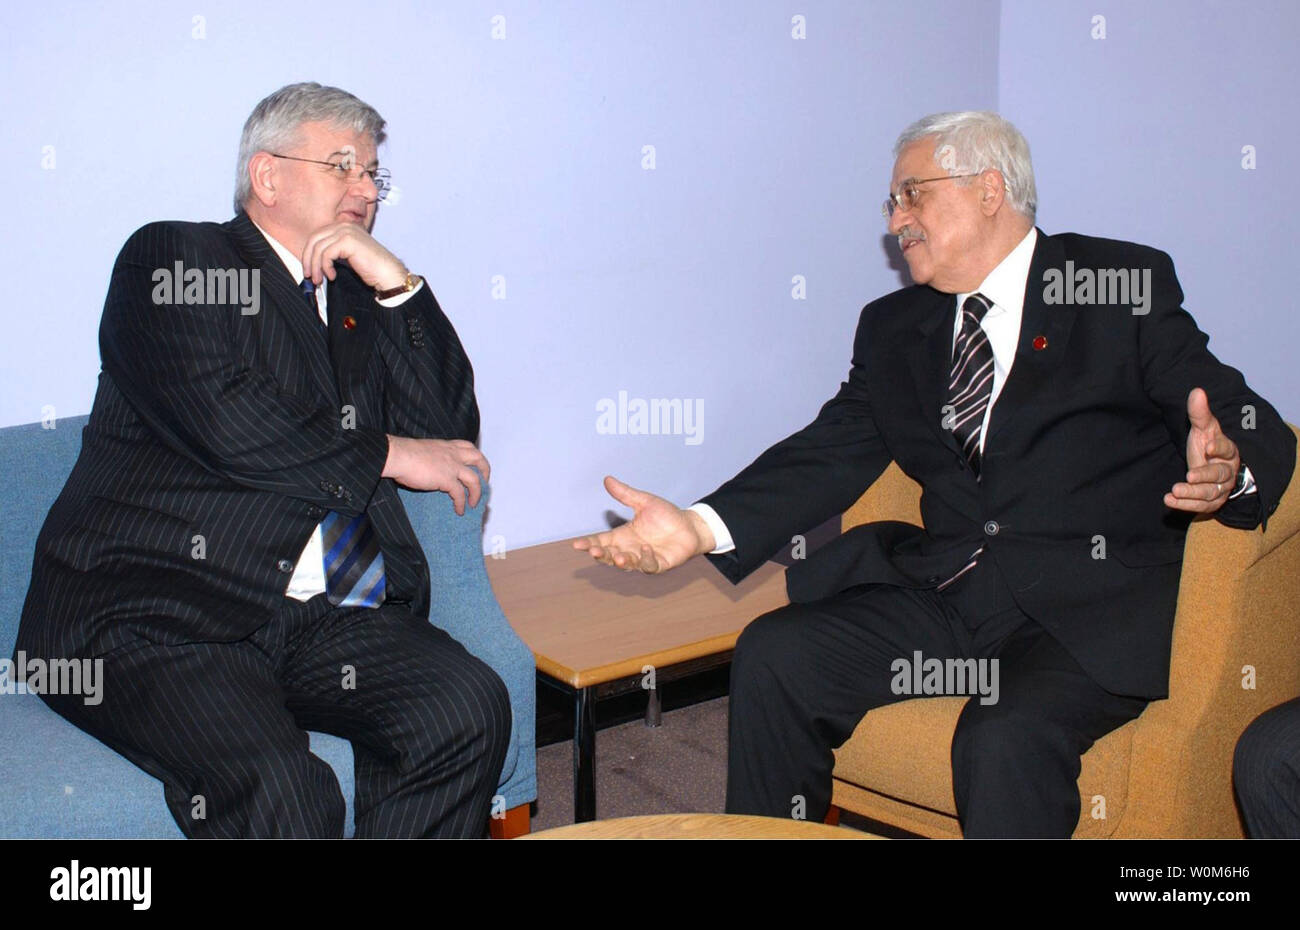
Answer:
[{"left": 527, "top": 667, "right": 902, "bottom": 836}]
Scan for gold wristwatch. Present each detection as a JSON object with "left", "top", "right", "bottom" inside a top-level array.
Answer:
[{"left": 375, "top": 272, "right": 420, "bottom": 300}]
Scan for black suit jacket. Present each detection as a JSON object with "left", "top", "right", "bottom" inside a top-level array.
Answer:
[
  {"left": 18, "top": 212, "right": 478, "bottom": 661},
  {"left": 701, "top": 230, "right": 1295, "bottom": 698}
]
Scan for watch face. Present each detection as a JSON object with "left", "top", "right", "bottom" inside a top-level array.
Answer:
[{"left": 376, "top": 275, "right": 415, "bottom": 298}]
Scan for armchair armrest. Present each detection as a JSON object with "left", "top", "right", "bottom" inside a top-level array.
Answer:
[{"left": 398, "top": 478, "right": 537, "bottom": 809}]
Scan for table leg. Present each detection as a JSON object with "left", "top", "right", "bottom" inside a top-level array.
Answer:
[
  {"left": 573, "top": 686, "right": 596, "bottom": 822},
  {"left": 644, "top": 682, "right": 661, "bottom": 728}
]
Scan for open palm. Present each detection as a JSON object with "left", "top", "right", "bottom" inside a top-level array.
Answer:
[{"left": 572, "top": 476, "right": 712, "bottom": 573}]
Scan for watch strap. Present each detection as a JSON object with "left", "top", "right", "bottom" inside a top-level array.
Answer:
[{"left": 375, "top": 273, "right": 419, "bottom": 300}]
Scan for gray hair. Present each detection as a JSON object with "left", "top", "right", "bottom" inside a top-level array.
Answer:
[
  {"left": 234, "top": 82, "right": 386, "bottom": 213},
  {"left": 894, "top": 111, "right": 1037, "bottom": 221}
]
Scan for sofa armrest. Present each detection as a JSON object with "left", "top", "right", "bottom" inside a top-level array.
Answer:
[{"left": 398, "top": 479, "right": 537, "bottom": 808}]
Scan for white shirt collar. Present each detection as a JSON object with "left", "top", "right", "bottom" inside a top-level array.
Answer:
[{"left": 957, "top": 226, "right": 1037, "bottom": 321}]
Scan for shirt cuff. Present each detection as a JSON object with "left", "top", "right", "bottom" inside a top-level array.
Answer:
[
  {"left": 1228, "top": 464, "right": 1257, "bottom": 499},
  {"left": 376, "top": 278, "right": 425, "bottom": 308},
  {"left": 688, "top": 502, "right": 736, "bottom": 554}
]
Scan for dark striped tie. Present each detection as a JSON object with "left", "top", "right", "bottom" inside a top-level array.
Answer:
[
  {"left": 947, "top": 292, "right": 995, "bottom": 477},
  {"left": 301, "top": 279, "right": 325, "bottom": 332},
  {"left": 302, "top": 279, "right": 388, "bottom": 608},
  {"left": 322, "top": 510, "right": 387, "bottom": 607},
  {"left": 936, "top": 293, "right": 994, "bottom": 591}
]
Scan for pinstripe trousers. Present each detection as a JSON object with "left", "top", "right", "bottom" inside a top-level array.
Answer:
[
  {"left": 43, "top": 594, "right": 511, "bottom": 838},
  {"left": 1234, "top": 696, "right": 1300, "bottom": 838}
]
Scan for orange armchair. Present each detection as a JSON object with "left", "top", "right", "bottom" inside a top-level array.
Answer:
[{"left": 829, "top": 426, "right": 1300, "bottom": 837}]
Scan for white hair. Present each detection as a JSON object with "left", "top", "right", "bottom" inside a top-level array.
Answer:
[
  {"left": 894, "top": 111, "right": 1037, "bottom": 221},
  {"left": 234, "top": 82, "right": 386, "bottom": 213}
]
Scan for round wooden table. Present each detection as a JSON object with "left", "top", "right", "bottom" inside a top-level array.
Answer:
[{"left": 523, "top": 813, "right": 879, "bottom": 839}]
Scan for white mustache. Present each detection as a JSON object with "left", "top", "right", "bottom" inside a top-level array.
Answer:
[{"left": 897, "top": 228, "right": 925, "bottom": 248}]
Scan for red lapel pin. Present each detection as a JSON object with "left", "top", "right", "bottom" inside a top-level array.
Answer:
[
  {"left": 343, "top": 316, "right": 357, "bottom": 330},
  {"left": 1032, "top": 334, "right": 1048, "bottom": 351}
]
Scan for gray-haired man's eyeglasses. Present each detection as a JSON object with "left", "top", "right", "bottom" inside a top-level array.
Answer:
[
  {"left": 268, "top": 153, "right": 393, "bottom": 202},
  {"left": 881, "top": 173, "right": 980, "bottom": 219}
]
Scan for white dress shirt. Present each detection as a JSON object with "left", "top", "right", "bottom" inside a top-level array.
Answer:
[
  {"left": 951, "top": 227, "right": 1037, "bottom": 454},
  {"left": 248, "top": 219, "right": 422, "bottom": 600}
]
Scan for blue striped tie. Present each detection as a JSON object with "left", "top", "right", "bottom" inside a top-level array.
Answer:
[{"left": 322, "top": 506, "right": 388, "bottom": 608}]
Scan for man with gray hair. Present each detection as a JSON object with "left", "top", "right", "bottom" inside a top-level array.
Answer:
[
  {"left": 577, "top": 111, "right": 1295, "bottom": 836},
  {"left": 17, "top": 82, "right": 509, "bottom": 838}
]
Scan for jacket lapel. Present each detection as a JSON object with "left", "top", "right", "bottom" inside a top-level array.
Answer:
[
  {"left": 226, "top": 212, "right": 340, "bottom": 405},
  {"left": 985, "top": 229, "right": 1078, "bottom": 447},
  {"left": 907, "top": 286, "right": 963, "bottom": 459}
]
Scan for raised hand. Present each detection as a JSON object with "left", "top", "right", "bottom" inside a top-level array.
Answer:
[
  {"left": 301, "top": 221, "right": 409, "bottom": 293},
  {"left": 573, "top": 476, "right": 716, "bottom": 573},
  {"left": 1164, "top": 387, "right": 1241, "bottom": 514}
]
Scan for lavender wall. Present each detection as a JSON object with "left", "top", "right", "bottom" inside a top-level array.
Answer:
[
  {"left": 28, "top": 3, "right": 1296, "bottom": 553},
  {"left": 2, "top": 0, "right": 1000, "bottom": 550},
  {"left": 999, "top": 0, "right": 1299, "bottom": 425}
]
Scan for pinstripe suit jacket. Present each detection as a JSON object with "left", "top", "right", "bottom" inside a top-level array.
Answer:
[{"left": 18, "top": 211, "right": 479, "bottom": 661}]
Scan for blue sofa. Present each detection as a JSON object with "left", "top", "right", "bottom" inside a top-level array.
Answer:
[{"left": 0, "top": 415, "right": 535, "bottom": 837}]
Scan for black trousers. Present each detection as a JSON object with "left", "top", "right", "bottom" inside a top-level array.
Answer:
[
  {"left": 725, "top": 558, "right": 1149, "bottom": 837},
  {"left": 44, "top": 594, "right": 511, "bottom": 838},
  {"left": 1233, "top": 696, "right": 1300, "bottom": 838}
]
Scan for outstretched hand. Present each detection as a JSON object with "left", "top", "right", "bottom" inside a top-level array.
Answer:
[
  {"left": 1164, "top": 387, "right": 1241, "bottom": 514},
  {"left": 572, "top": 476, "right": 715, "bottom": 573}
]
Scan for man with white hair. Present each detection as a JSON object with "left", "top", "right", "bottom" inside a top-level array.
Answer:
[
  {"left": 576, "top": 111, "right": 1295, "bottom": 836},
  {"left": 17, "top": 83, "right": 509, "bottom": 838}
]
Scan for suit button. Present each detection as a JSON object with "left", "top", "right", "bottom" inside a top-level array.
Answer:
[
  {"left": 927, "top": 575, "right": 940, "bottom": 584},
  {"left": 307, "top": 505, "right": 324, "bottom": 518},
  {"left": 984, "top": 520, "right": 1000, "bottom": 536},
  {"left": 277, "top": 558, "right": 295, "bottom": 573}
]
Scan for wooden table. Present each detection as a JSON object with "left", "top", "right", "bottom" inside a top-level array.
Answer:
[
  {"left": 485, "top": 539, "right": 790, "bottom": 822},
  {"left": 523, "top": 813, "right": 877, "bottom": 839}
]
